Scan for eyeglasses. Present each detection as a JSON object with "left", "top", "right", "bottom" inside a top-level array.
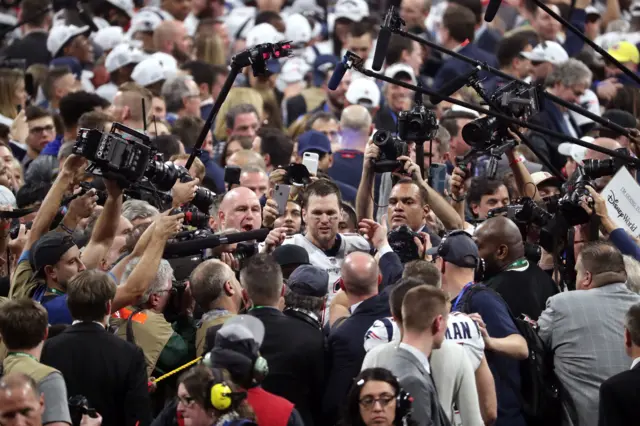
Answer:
[
  {"left": 29, "top": 125, "right": 54, "bottom": 134},
  {"left": 359, "top": 394, "right": 396, "bottom": 409},
  {"left": 177, "top": 395, "right": 195, "bottom": 406}
]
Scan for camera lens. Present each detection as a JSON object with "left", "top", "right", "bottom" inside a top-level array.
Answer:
[
  {"left": 192, "top": 187, "right": 216, "bottom": 212},
  {"left": 372, "top": 130, "right": 391, "bottom": 147},
  {"left": 146, "top": 161, "right": 180, "bottom": 192},
  {"left": 461, "top": 117, "right": 496, "bottom": 148}
]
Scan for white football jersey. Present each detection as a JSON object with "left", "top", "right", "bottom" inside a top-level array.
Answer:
[
  {"left": 282, "top": 233, "right": 370, "bottom": 321},
  {"left": 364, "top": 311, "right": 485, "bottom": 370}
]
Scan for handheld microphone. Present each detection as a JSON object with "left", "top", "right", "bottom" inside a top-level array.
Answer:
[
  {"left": 328, "top": 59, "right": 348, "bottom": 91},
  {"left": 163, "top": 228, "right": 269, "bottom": 257},
  {"left": 484, "top": 0, "right": 502, "bottom": 23},
  {"left": 429, "top": 67, "right": 479, "bottom": 105},
  {"left": 372, "top": 26, "right": 391, "bottom": 71}
]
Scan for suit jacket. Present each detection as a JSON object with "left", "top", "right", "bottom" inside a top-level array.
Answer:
[
  {"left": 598, "top": 362, "right": 640, "bottom": 426},
  {"left": 248, "top": 307, "right": 325, "bottom": 426},
  {"left": 433, "top": 44, "right": 499, "bottom": 92},
  {"left": 323, "top": 291, "right": 392, "bottom": 425},
  {"left": 538, "top": 283, "right": 640, "bottom": 426},
  {"left": 388, "top": 347, "right": 451, "bottom": 426},
  {"left": 475, "top": 27, "right": 502, "bottom": 54},
  {"left": 40, "top": 322, "right": 152, "bottom": 426}
]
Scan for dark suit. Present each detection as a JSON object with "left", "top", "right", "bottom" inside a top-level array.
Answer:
[
  {"left": 248, "top": 307, "right": 325, "bottom": 426},
  {"left": 598, "top": 361, "right": 640, "bottom": 426},
  {"left": 475, "top": 28, "right": 502, "bottom": 54},
  {"left": 433, "top": 44, "right": 499, "bottom": 92},
  {"left": 41, "top": 322, "right": 152, "bottom": 426},
  {"left": 323, "top": 290, "right": 392, "bottom": 425}
]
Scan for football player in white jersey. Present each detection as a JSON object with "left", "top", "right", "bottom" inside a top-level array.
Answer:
[{"left": 263, "top": 179, "right": 370, "bottom": 317}]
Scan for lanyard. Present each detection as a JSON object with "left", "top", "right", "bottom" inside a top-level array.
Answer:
[
  {"left": 452, "top": 282, "right": 474, "bottom": 311},
  {"left": 47, "top": 288, "right": 65, "bottom": 296},
  {"left": 7, "top": 352, "right": 38, "bottom": 362}
]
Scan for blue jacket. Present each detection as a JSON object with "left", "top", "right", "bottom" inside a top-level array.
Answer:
[
  {"left": 187, "top": 149, "right": 225, "bottom": 193},
  {"left": 433, "top": 44, "right": 499, "bottom": 91},
  {"left": 475, "top": 27, "right": 502, "bottom": 54}
]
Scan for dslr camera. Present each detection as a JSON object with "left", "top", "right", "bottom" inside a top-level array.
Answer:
[
  {"left": 388, "top": 225, "right": 423, "bottom": 263},
  {"left": 371, "top": 130, "right": 409, "bottom": 173},
  {"left": 397, "top": 104, "right": 438, "bottom": 142},
  {"left": 68, "top": 395, "right": 98, "bottom": 426}
]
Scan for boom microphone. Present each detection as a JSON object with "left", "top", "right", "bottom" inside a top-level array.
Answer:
[
  {"left": 484, "top": 0, "right": 502, "bottom": 22},
  {"left": 163, "top": 228, "right": 269, "bottom": 257},
  {"left": 429, "top": 67, "right": 479, "bottom": 105},
  {"left": 372, "top": 26, "right": 391, "bottom": 71},
  {"left": 328, "top": 59, "right": 348, "bottom": 91}
]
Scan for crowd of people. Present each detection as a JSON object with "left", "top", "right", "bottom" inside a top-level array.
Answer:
[{"left": 0, "top": 0, "right": 639, "bottom": 425}]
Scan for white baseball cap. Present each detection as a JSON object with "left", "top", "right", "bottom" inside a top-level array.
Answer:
[
  {"left": 94, "top": 26, "right": 125, "bottom": 52},
  {"left": 245, "top": 23, "right": 285, "bottom": 48},
  {"left": 150, "top": 52, "right": 178, "bottom": 79},
  {"left": 47, "top": 24, "right": 91, "bottom": 57},
  {"left": 558, "top": 136, "right": 594, "bottom": 164},
  {"left": 346, "top": 77, "right": 381, "bottom": 108},
  {"left": 585, "top": 5, "right": 601, "bottom": 17},
  {"left": 384, "top": 63, "right": 417, "bottom": 85},
  {"left": 127, "top": 6, "right": 173, "bottom": 36},
  {"left": 286, "top": 13, "right": 312, "bottom": 45},
  {"left": 334, "top": 0, "right": 369, "bottom": 22},
  {"left": 105, "top": 0, "right": 135, "bottom": 18},
  {"left": 132, "top": 57, "right": 166, "bottom": 87},
  {"left": 105, "top": 43, "right": 145, "bottom": 73},
  {"left": 520, "top": 41, "right": 568, "bottom": 65}
]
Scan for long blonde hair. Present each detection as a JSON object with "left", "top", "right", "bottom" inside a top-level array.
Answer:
[
  {"left": 214, "top": 87, "right": 264, "bottom": 141},
  {"left": 195, "top": 34, "right": 226, "bottom": 67},
  {"left": 0, "top": 69, "right": 24, "bottom": 119}
]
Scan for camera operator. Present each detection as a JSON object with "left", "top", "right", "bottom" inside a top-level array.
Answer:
[
  {"left": 284, "top": 265, "right": 329, "bottom": 327},
  {"left": 115, "top": 257, "right": 196, "bottom": 383},
  {"left": 356, "top": 138, "right": 463, "bottom": 240},
  {"left": 189, "top": 259, "right": 243, "bottom": 356},
  {"left": 475, "top": 216, "right": 559, "bottom": 320},
  {"left": 262, "top": 179, "right": 370, "bottom": 321}
]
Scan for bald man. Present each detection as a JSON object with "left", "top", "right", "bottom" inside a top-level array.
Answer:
[
  {"left": 153, "top": 20, "right": 192, "bottom": 63},
  {"left": 475, "top": 216, "right": 558, "bottom": 320},
  {"left": 0, "top": 373, "right": 45, "bottom": 426},
  {"left": 111, "top": 82, "right": 153, "bottom": 131},
  {"left": 323, "top": 251, "right": 393, "bottom": 425},
  {"left": 218, "top": 187, "right": 262, "bottom": 232}
]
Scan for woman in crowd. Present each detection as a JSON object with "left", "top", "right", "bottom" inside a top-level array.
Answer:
[
  {"left": 177, "top": 365, "right": 257, "bottom": 426},
  {"left": 340, "top": 368, "right": 416, "bottom": 426},
  {"left": 0, "top": 68, "right": 27, "bottom": 127}
]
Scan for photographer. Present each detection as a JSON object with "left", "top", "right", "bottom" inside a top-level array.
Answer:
[
  {"left": 115, "top": 256, "right": 196, "bottom": 383},
  {"left": 356, "top": 137, "right": 463, "bottom": 240}
]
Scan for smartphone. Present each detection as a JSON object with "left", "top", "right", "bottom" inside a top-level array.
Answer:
[
  {"left": 224, "top": 166, "right": 241, "bottom": 186},
  {"left": 302, "top": 152, "right": 319, "bottom": 175},
  {"left": 429, "top": 163, "right": 448, "bottom": 195},
  {"left": 273, "top": 184, "right": 291, "bottom": 216}
]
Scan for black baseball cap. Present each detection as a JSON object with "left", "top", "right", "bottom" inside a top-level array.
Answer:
[
  {"left": 287, "top": 265, "right": 329, "bottom": 298},
  {"left": 272, "top": 245, "right": 310, "bottom": 267},
  {"left": 595, "top": 109, "right": 637, "bottom": 134},
  {"left": 31, "top": 232, "right": 77, "bottom": 276},
  {"left": 426, "top": 231, "right": 479, "bottom": 268}
]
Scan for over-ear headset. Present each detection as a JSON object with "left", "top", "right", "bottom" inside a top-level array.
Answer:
[{"left": 207, "top": 368, "right": 248, "bottom": 412}]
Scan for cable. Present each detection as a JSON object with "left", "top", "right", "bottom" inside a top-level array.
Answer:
[{"left": 149, "top": 356, "right": 202, "bottom": 387}]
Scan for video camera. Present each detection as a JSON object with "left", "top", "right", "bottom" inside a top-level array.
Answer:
[
  {"left": 68, "top": 395, "right": 98, "bottom": 426},
  {"left": 388, "top": 225, "right": 425, "bottom": 263},
  {"left": 397, "top": 103, "right": 438, "bottom": 142},
  {"left": 371, "top": 130, "right": 409, "bottom": 173}
]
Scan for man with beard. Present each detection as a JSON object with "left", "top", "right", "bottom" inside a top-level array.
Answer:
[
  {"left": 431, "top": 230, "right": 528, "bottom": 426},
  {"left": 262, "top": 179, "right": 370, "bottom": 321},
  {"left": 272, "top": 201, "right": 303, "bottom": 236},
  {"left": 474, "top": 216, "right": 558, "bottom": 320},
  {"left": 153, "top": 20, "right": 193, "bottom": 64}
]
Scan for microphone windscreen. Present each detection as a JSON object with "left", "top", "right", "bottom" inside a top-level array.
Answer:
[
  {"left": 484, "top": 0, "right": 502, "bottom": 23},
  {"left": 372, "top": 27, "right": 391, "bottom": 71},
  {"left": 328, "top": 61, "right": 348, "bottom": 91}
]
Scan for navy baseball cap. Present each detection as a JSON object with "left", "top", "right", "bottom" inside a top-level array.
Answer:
[
  {"left": 313, "top": 54, "right": 339, "bottom": 87},
  {"left": 426, "top": 231, "right": 479, "bottom": 268},
  {"left": 297, "top": 130, "right": 332, "bottom": 155},
  {"left": 273, "top": 245, "right": 310, "bottom": 267},
  {"left": 287, "top": 265, "right": 329, "bottom": 298},
  {"left": 50, "top": 56, "right": 82, "bottom": 80},
  {"left": 31, "top": 231, "right": 77, "bottom": 276}
]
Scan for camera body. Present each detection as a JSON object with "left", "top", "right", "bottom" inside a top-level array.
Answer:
[
  {"left": 68, "top": 395, "right": 97, "bottom": 426},
  {"left": 397, "top": 104, "right": 438, "bottom": 142},
  {"left": 372, "top": 130, "right": 408, "bottom": 173},
  {"left": 283, "top": 163, "right": 312, "bottom": 186},
  {"left": 388, "top": 225, "right": 422, "bottom": 263}
]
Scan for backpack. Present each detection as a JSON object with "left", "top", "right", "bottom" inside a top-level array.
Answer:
[{"left": 457, "top": 285, "right": 562, "bottom": 426}]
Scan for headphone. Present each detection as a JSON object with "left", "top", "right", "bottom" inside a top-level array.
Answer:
[
  {"left": 205, "top": 346, "right": 269, "bottom": 387},
  {"left": 207, "top": 368, "right": 248, "bottom": 412}
]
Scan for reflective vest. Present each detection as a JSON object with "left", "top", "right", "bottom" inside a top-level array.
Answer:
[{"left": 3, "top": 353, "right": 59, "bottom": 383}]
